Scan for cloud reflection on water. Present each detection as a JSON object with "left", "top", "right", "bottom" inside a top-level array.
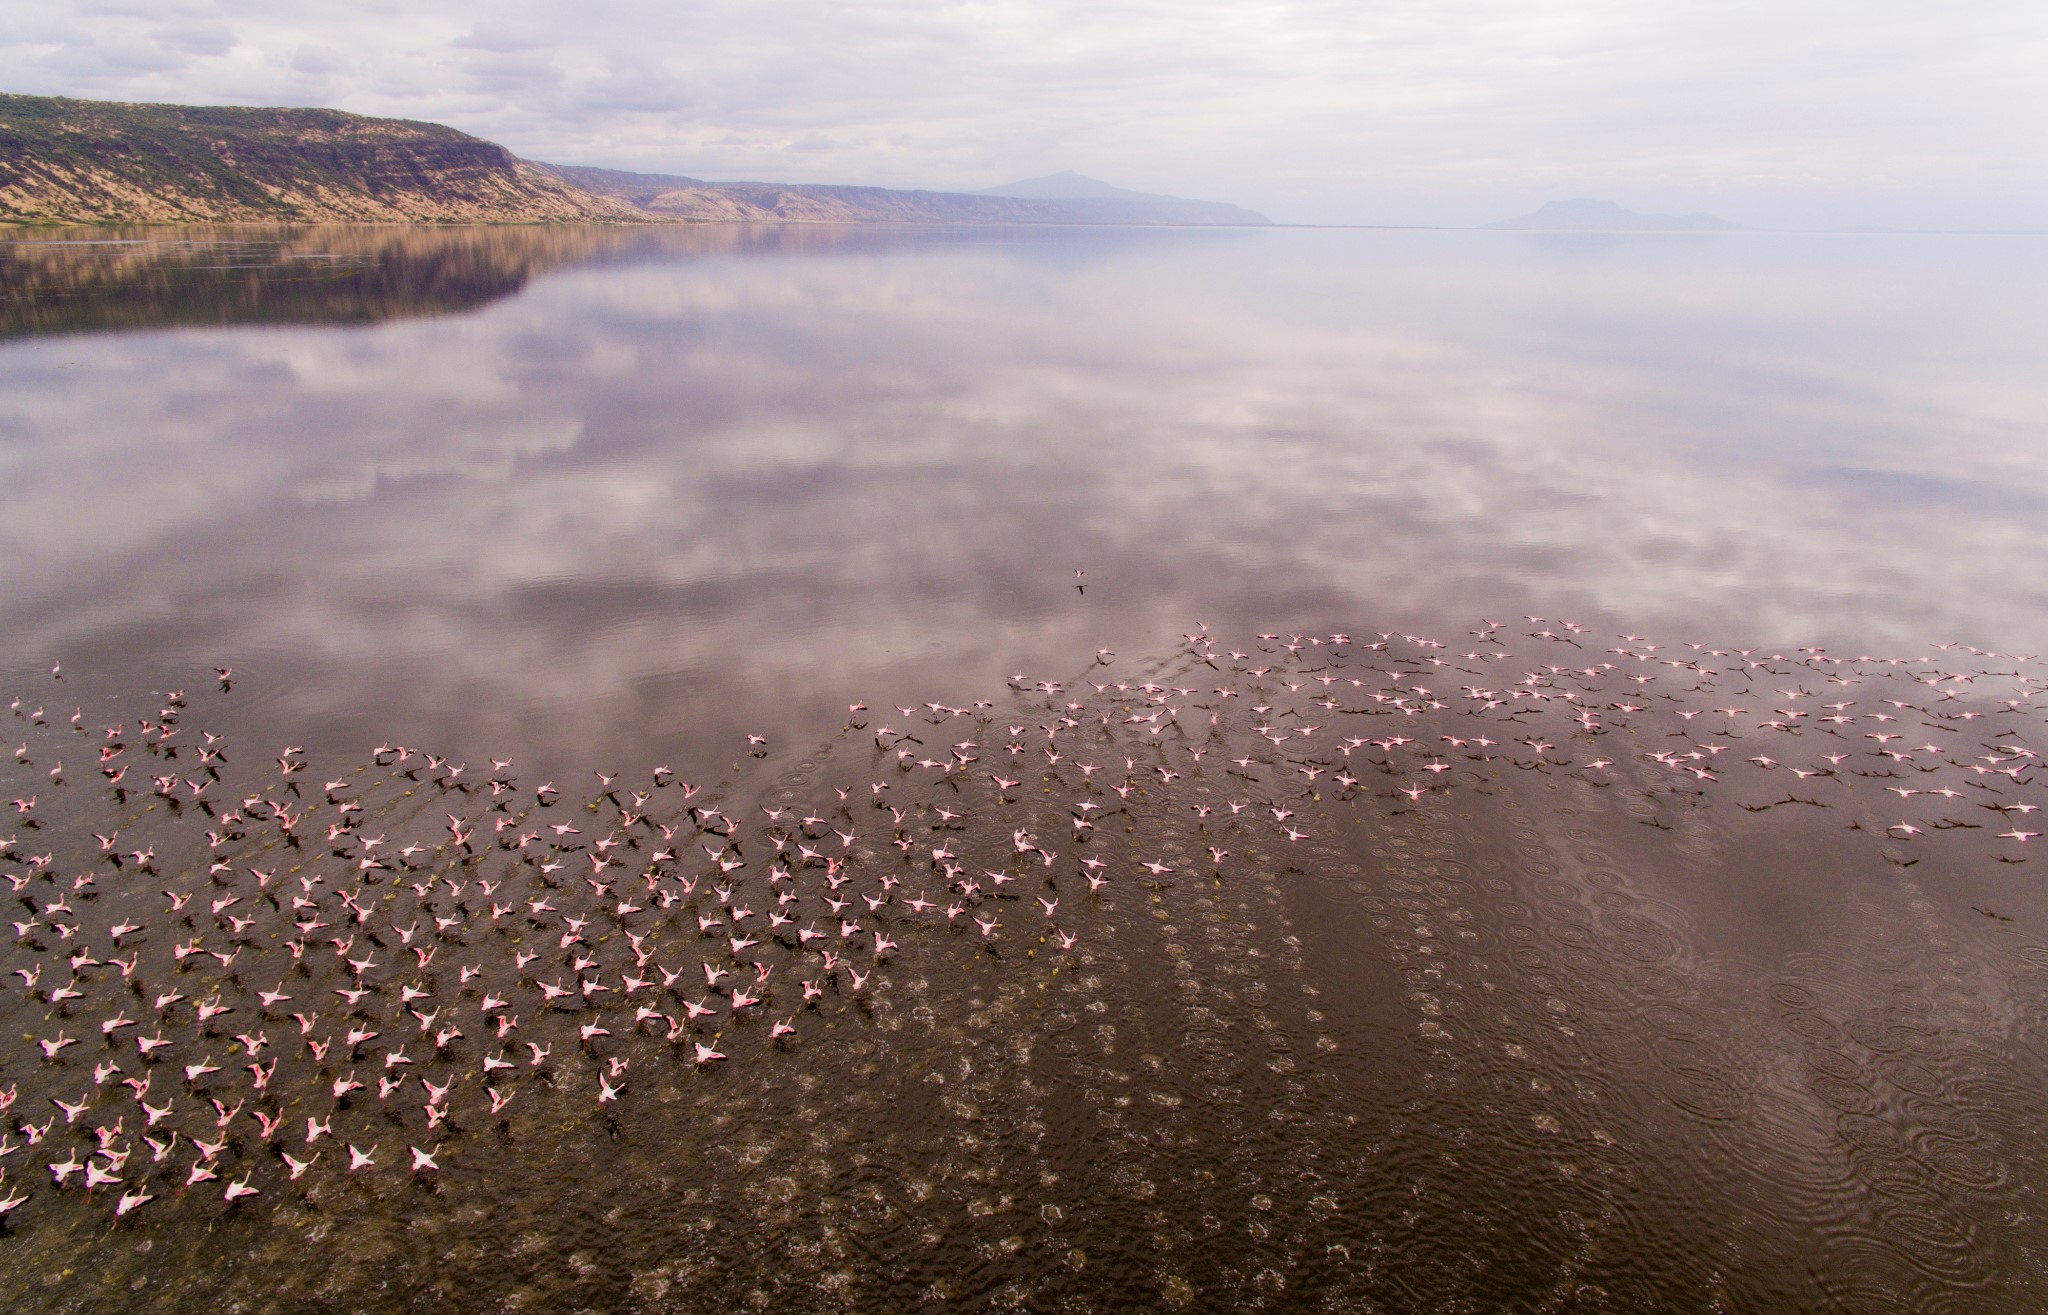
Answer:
[{"left": 0, "top": 225, "right": 2043, "bottom": 777}]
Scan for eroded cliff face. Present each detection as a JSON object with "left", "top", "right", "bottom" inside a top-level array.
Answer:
[{"left": 0, "top": 95, "right": 642, "bottom": 224}]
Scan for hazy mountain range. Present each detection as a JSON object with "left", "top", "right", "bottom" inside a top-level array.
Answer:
[
  {"left": 0, "top": 92, "right": 1268, "bottom": 227},
  {"left": 973, "top": 171, "right": 1268, "bottom": 224},
  {"left": 540, "top": 163, "right": 1268, "bottom": 226},
  {"left": 1485, "top": 198, "right": 1741, "bottom": 233},
  {"left": 1, "top": 92, "right": 1777, "bottom": 234}
]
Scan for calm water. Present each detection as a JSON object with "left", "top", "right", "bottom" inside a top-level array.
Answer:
[{"left": 2, "top": 224, "right": 2047, "bottom": 1312}]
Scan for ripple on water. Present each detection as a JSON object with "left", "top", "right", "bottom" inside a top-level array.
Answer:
[
  {"left": 1772, "top": 981, "right": 1820, "bottom": 1010},
  {"left": 1593, "top": 889, "right": 1647, "bottom": 919},
  {"left": 1908, "top": 1129, "right": 2010, "bottom": 1196},
  {"left": 1876, "top": 1055, "right": 1947, "bottom": 1100},
  {"left": 1843, "top": 1017, "right": 1918, "bottom": 1055},
  {"left": 1655, "top": 1059, "right": 1753, "bottom": 1122},
  {"left": 1806, "top": 1233, "right": 1986, "bottom": 1315},
  {"left": 1869, "top": 1198, "right": 1986, "bottom": 1283},
  {"left": 1805, "top": 1046, "right": 1864, "bottom": 1082},
  {"left": 1811, "top": 1074, "right": 1884, "bottom": 1118},
  {"left": 1693, "top": 1080, "right": 1869, "bottom": 1223},
  {"left": 1548, "top": 919, "right": 1598, "bottom": 947},
  {"left": 1782, "top": 1010, "right": 1842, "bottom": 1043}
]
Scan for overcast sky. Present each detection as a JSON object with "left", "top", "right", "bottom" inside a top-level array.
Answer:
[{"left": 4, "top": 1, "right": 2044, "bottom": 228}]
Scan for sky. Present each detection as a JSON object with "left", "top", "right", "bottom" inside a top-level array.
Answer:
[{"left": 3, "top": 0, "right": 2045, "bottom": 228}]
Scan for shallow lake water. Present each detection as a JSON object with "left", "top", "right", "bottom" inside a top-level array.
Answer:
[{"left": 1, "top": 223, "right": 2046, "bottom": 1312}]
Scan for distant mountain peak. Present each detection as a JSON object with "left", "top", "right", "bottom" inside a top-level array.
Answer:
[
  {"left": 975, "top": 171, "right": 1134, "bottom": 201},
  {"left": 970, "top": 172, "right": 1267, "bottom": 224},
  {"left": 1487, "top": 198, "right": 1740, "bottom": 233}
]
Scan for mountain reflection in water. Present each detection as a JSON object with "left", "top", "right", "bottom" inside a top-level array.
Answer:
[{"left": 0, "top": 223, "right": 1082, "bottom": 339}]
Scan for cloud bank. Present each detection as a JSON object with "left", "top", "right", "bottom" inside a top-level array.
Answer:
[{"left": 3, "top": 1, "right": 2044, "bottom": 227}]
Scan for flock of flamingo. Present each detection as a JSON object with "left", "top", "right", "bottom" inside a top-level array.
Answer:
[{"left": 2, "top": 616, "right": 2041, "bottom": 1224}]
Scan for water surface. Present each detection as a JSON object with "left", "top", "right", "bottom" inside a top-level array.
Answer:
[
  {"left": 4, "top": 224, "right": 2045, "bottom": 778},
  {"left": 2, "top": 224, "right": 2046, "bottom": 1312}
]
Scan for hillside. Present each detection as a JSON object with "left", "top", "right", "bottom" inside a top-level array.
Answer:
[
  {"left": 541, "top": 164, "right": 1270, "bottom": 226},
  {"left": 0, "top": 93, "right": 641, "bottom": 224}
]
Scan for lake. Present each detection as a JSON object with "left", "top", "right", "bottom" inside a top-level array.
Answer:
[{"left": 1, "top": 223, "right": 2045, "bottom": 1312}]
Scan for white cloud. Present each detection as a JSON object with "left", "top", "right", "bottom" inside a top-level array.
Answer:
[
  {"left": 150, "top": 20, "right": 237, "bottom": 56},
  {"left": 288, "top": 42, "right": 345, "bottom": 74}
]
